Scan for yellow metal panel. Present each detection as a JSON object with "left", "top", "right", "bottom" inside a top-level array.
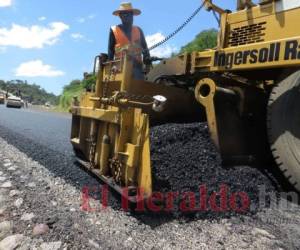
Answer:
[
  {"left": 119, "top": 143, "right": 140, "bottom": 185},
  {"left": 193, "top": 36, "right": 300, "bottom": 72},
  {"left": 228, "top": 3, "right": 276, "bottom": 24},
  {"left": 123, "top": 143, "right": 140, "bottom": 168},
  {"left": 137, "top": 114, "right": 152, "bottom": 198},
  {"left": 80, "top": 92, "right": 94, "bottom": 107},
  {"left": 71, "top": 107, "right": 120, "bottom": 124},
  {"left": 228, "top": 5, "right": 300, "bottom": 44}
]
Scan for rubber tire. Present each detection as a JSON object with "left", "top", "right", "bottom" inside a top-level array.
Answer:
[{"left": 267, "top": 70, "right": 300, "bottom": 191}]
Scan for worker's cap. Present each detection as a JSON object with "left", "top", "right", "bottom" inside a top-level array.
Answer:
[{"left": 113, "top": 2, "right": 141, "bottom": 16}]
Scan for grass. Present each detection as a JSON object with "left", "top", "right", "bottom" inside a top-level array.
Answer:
[{"left": 58, "top": 84, "right": 84, "bottom": 112}]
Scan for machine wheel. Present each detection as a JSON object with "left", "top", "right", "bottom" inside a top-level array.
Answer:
[{"left": 267, "top": 70, "right": 300, "bottom": 191}]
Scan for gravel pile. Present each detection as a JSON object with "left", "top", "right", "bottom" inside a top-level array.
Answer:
[{"left": 148, "top": 123, "right": 278, "bottom": 218}]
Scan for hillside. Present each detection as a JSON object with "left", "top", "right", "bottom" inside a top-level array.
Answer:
[{"left": 0, "top": 80, "right": 59, "bottom": 105}]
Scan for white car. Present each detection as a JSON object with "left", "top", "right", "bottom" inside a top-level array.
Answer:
[{"left": 6, "top": 96, "right": 22, "bottom": 108}]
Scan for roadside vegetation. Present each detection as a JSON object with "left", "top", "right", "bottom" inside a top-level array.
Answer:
[{"left": 58, "top": 75, "right": 96, "bottom": 111}]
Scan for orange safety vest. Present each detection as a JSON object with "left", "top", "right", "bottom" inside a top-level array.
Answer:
[{"left": 112, "top": 25, "right": 143, "bottom": 63}]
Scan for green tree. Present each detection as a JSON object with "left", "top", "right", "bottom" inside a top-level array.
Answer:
[
  {"left": 180, "top": 29, "right": 218, "bottom": 53},
  {"left": 82, "top": 75, "right": 96, "bottom": 90},
  {"left": 63, "top": 80, "right": 81, "bottom": 91}
]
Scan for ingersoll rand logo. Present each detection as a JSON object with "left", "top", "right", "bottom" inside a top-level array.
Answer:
[{"left": 214, "top": 39, "right": 300, "bottom": 69}]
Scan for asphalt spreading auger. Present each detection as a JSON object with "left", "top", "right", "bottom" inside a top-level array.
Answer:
[{"left": 70, "top": 0, "right": 300, "bottom": 202}]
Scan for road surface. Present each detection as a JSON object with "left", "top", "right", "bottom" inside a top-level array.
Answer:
[
  {"left": 0, "top": 105, "right": 300, "bottom": 249},
  {"left": 0, "top": 105, "right": 72, "bottom": 154}
]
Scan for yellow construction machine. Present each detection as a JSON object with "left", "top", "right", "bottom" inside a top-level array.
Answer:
[{"left": 70, "top": 0, "right": 300, "bottom": 201}]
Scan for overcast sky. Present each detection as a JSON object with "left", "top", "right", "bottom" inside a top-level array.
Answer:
[{"left": 0, "top": 0, "right": 236, "bottom": 95}]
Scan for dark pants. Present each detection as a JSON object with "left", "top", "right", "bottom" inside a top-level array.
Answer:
[{"left": 133, "top": 62, "right": 144, "bottom": 80}]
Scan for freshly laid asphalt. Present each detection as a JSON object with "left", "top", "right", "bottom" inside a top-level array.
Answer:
[
  {"left": 0, "top": 105, "right": 72, "bottom": 154},
  {"left": 1, "top": 104, "right": 300, "bottom": 249}
]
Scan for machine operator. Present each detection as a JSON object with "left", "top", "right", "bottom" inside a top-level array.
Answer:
[{"left": 108, "top": 2, "right": 151, "bottom": 80}]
